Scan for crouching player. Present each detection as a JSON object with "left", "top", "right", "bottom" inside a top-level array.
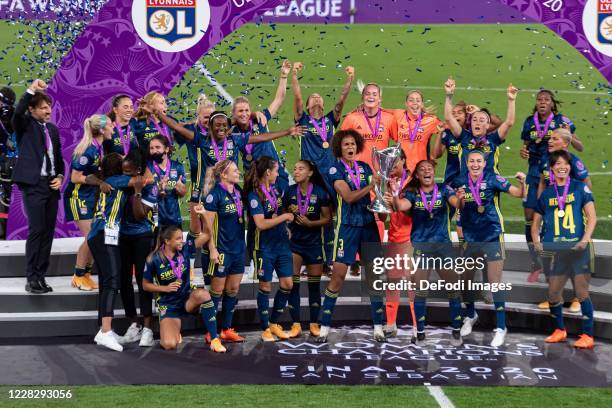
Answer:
[
  {"left": 532, "top": 150, "right": 597, "bottom": 349},
  {"left": 143, "top": 205, "right": 226, "bottom": 352}
]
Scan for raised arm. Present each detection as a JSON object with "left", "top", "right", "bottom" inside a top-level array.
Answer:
[
  {"left": 570, "top": 134, "right": 584, "bottom": 152},
  {"left": 333, "top": 66, "right": 355, "bottom": 122},
  {"left": 247, "top": 125, "right": 305, "bottom": 144},
  {"left": 444, "top": 78, "right": 463, "bottom": 137},
  {"left": 157, "top": 112, "right": 195, "bottom": 141},
  {"left": 496, "top": 84, "right": 518, "bottom": 140},
  {"left": 431, "top": 123, "right": 447, "bottom": 159},
  {"left": 267, "top": 60, "right": 291, "bottom": 116},
  {"left": 291, "top": 62, "right": 304, "bottom": 121},
  {"left": 12, "top": 79, "right": 47, "bottom": 138},
  {"left": 505, "top": 172, "right": 526, "bottom": 198},
  {"left": 191, "top": 204, "right": 211, "bottom": 248}
]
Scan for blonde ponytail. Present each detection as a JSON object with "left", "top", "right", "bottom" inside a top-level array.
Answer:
[
  {"left": 73, "top": 114, "right": 107, "bottom": 158},
  {"left": 202, "top": 159, "right": 235, "bottom": 197}
]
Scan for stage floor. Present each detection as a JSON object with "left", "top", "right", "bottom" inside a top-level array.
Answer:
[{"left": 2, "top": 325, "right": 611, "bottom": 386}]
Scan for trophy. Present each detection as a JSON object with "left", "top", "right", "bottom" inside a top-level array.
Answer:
[{"left": 368, "top": 143, "right": 402, "bottom": 214}]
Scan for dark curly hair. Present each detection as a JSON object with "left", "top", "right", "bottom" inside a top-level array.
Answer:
[{"left": 331, "top": 129, "right": 364, "bottom": 158}]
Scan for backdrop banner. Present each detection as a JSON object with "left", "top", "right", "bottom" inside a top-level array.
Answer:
[{"left": 3, "top": 0, "right": 611, "bottom": 239}]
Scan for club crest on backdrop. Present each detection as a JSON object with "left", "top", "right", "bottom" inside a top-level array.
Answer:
[{"left": 132, "top": 0, "right": 211, "bottom": 52}]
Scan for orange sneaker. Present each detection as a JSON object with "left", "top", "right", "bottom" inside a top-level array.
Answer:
[
  {"left": 71, "top": 275, "right": 93, "bottom": 291},
  {"left": 204, "top": 333, "right": 211, "bottom": 344},
  {"left": 538, "top": 301, "right": 549, "bottom": 310},
  {"left": 573, "top": 334, "right": 594, "bottom": 349},
  {"left": 568, "top": 298, "right": 581, "bottom": 314},
  {"left": 269, "top": 323, "right": 290, "bottom": 340},
  {"left": 545, "top": 329, "right": 567, "bottom": 343},
  {"left": 261, "top": 328, "right": 276, "bottom": 342},
  {"left": 84, "top": 273, "right": 98, "bottom": 290},
  {"left": 210, "top": 337, "right": 226, "bottom": 353},
  {"left": 309, "top": 323, "right": 320, "bottom": 337},
  {"left": 288, "top": 323, "right": 302, "bottom": 338},
  {"left": 221, "top": 328, "right": 245, "bottom": 343}
]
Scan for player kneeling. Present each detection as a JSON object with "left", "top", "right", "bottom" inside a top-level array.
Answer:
[{"left": 143, "top": 205, "right": 226, "bottom": 353}]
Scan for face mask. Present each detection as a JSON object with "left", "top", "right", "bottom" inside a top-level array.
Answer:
[{"left": 150, "top": 153, "right": 164, "bottom": 164}]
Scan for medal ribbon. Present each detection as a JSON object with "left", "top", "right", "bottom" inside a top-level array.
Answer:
[
  {"left": 341, "top": 159, "right": 361, "bottom": 190},
  {"left": 309, "top": 116, "right": 328, "bottom": 145},
  {"left": 362, "top": 109, "right": 381, "bottom": 140},
  {"left": 152, "top": 159, "right": 168, "bottom": 179},
  {"left": 419, "top": 184, "right": 439, "bottom": 216},
  {"left": 244, "top": 120, "right": 254, "bottom": 159},
  {"left": 115, "top": 123, "right": 131, "bottom": 155},
  {"left": 533, "top": 112, "right": 554, "bottom": 139},
  {"left": 211, "top": 136, "right": 228, "bottom": 161},
  {"left": 405, "top": 112, "right": 423, "bottom": 143},
  {"left": 553, "top": 177, "right": 570, "bottom": 214},
  {"left": 219, "top": 182, "right": 243, "bottom": 221},
  {"left": 151, "top": 118, "right": 172, "bottom": 145},
  {"left": 260, "top": 183, "right": 278, "bottom": 212},
  {"left": 297, "top": 183, "right": 313, "bottom": 216},
  {"left": 166, "top": 249, "right": 185, "bottom": 280},
  {"left": 467, "top": 173, "right": 484, "bottom": 207}
]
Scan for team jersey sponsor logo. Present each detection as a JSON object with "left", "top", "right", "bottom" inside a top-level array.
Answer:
[{"left": 132, "top": 0, "right": 211, "bottom": 52}]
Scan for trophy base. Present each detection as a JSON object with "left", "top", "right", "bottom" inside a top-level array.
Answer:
[{"left": 368, "top": 202, "right": 392, "bottom": 214}]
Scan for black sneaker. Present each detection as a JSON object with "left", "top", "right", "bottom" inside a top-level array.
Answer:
[
  {"left": 39, "top": 278, "right": 53, "bottom": 293},
  {"left": 25, "top": 280, "right": 46, "bottom": 294},
  {"left": 411, "top": 331, "right": 426, "bottom": 344}
]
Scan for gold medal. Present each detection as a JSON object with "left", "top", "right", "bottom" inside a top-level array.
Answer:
[
  {"left": 322, "top": 141, "right": 329, "bottom": 149},
  {"left": 246, "top": 154, "right": 253, "bottom": 161},
  {"left": 477, "top": 205, "right": 485, "bottom": 214}
]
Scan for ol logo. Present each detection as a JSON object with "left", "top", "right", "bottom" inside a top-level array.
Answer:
[
  {"left": 132, "top": 0, "right": 211, "bottom": 52},
  {"left": 598, "top": 0, "right": 612, "bottom": 44}
]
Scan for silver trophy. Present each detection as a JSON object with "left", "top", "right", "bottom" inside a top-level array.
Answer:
[{"left": 368, "top": 143, "right": 403, "bottom": 213}]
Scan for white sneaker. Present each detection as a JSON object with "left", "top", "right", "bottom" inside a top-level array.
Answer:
[
  {"left": 112, "top": 331, "right": 126, "bottom": 345},
  {"left": 94, "top": 330, "right": 123, "bottom": 352},
  {"left": 122, "top": 322, "right": 142, "bottom": 343},
  {"left": 460, "top": 313, "right": 478, "bottom": 337},
  {"left": 139, "top": 327, "right": 154, "bottom": 347},
  {"left": 384, "top": 323, "right": 397, "bottom": 337},
  {"left": 315, "top": 325, "right": 330, "bottom": 343},
  {"left": 490, "top": 328, "right": 507, "bottom": 347},
  {"left": 373, "top": 325, "right": 386, "bottom": 342}
]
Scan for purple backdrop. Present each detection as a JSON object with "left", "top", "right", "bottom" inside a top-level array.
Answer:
[{"left": 3, "top": 0, "right": 611, "bottom": 239}]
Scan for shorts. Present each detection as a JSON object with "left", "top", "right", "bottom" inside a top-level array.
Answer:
[
  {"left": 290, "top": 242, "right": 325, "bottom": 265},
  {"left": 522, "top": 177, "right": 539, "bottom": 209},
  {"left": 548, "top": 242, "right": 594, "bottom": 277},
  {"left": 64, "top": 193, "right": 95, "bottom": 222},
  {"left": 158, "top": 299, "right": 187, "bottom": 320},
  {"left": 464, "top": 237, "right": 505, "bottom": 261},
  {"left": 412, "top": 242, "right": 456, "bottom": 266},
  {"left": 333, "top": 222, "right": 381, "bottom": 265},
  {"left": 201, "top": 248, "right": 245, "bottom": 278},
  {"left": 254, "top": 249, "right": 293, "bottom": 282}
]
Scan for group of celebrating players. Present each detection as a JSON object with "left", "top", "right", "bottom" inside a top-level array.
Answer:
[{"left": 23, "top": 58, "right": 597, "bottom": 353}]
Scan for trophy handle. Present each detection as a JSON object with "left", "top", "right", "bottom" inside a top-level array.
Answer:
[{"left": 371, "top": 147, "right": 378, "bottom": 174}]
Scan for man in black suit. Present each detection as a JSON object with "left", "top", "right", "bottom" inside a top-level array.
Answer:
[{"left": 12, "top": 79, "right": 64, "bottom": 294}]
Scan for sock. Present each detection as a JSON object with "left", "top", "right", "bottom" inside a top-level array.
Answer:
[
  {"left": 494, "top": 302, "right": 506, "bottom": 330},
  {"left": 320, "top": 288, "right": 339, "bottom": 327},
  {"left": 465, "top": 302, "right": 476, "bottom": 319},
  {"left": 386, "top": 301, "right": 399, "bottom": 326},
  {"left": 270, "top": 287, "right": 291, "bottom": 324},
  {"left": 221, "top": 291, "right": 238, "bottom": 330},
  {"left": 580, "top": 298, "right": 594, "bottom": 336},
  {"left": 200, "top": 300, "right": 218, "bottom": 339},
  {"left": 414, "top": 295, "right": 427, "bottom": 332},
  {"left": 369, "top": 293, "right": 384, "bottom": 326},
  {"left": 257, "top": 289, "right": 270, "bottom": 330},
  {"left": 549, "top": 302, "right": 565, "bottom": 330},
  {"left": 448, "top": 292, "right": 462, "bottom": 330},
  {"left": 74, "top": 266, "right": 87, "bottom": 277},
  {"left": 288, "top": 276, "right": 301, "bottom": 323},
  {"left": 307, "top": 275, "right": 321, "bottom": 323},
  {"left": 210, "top": 289, "right": 222, "bottom": 313}
]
